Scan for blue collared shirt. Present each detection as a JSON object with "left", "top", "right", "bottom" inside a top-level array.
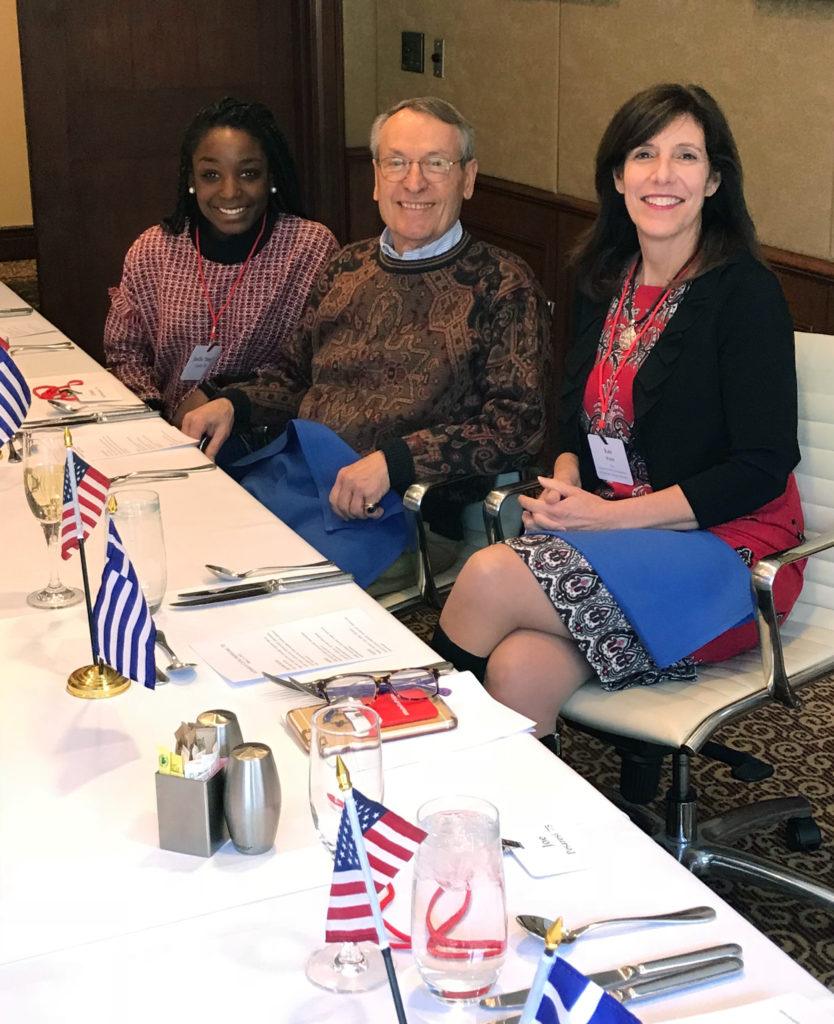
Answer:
[{"left": 379, "top": 220, "right": 463, "bottom": 262}]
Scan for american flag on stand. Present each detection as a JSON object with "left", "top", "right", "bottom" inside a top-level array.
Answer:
[
  {"left": 93, "top": 517, "right": 156, "bottom": 689},
  {"left": 325, "top": 788, "right": 426, "bottom": 943},
  {"left": 0, "top": 343, "right": 31, "bottom": 447},
  {"left": 532, "top": 957, "right": 639, "bottom": 1024},
  {"left": 61, "top": 449, "right": 110, "bottom": 559}
]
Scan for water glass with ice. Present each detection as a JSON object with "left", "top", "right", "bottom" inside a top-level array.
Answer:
[
  {"left": 411, "top": 795, "right": 507, "bottom": 1003},
  {"left": 109, "top": 488, "right": 167, "bottom": 612}
]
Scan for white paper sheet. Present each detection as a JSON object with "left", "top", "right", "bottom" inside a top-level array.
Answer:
[
  {"left": 72, "top": 419, "right": 197, "bottom": 460},
  {"left": 660, "top": 993, "right": 834, "bottom": 1023},
  {"left": 24, "top": 371, "right": 142, "bottom": 422},
  {"left": 0, "top": 310, "right": 57, "bottom": 340},
  {"left": 192, "top": 607, "right": 397, "bottom": 683}
]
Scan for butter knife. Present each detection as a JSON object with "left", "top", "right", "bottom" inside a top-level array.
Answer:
[
  {"left": 24, "top": 406, "right": 155, "bottom": 429},
  {"left": 486, "top": 957, "right": 743, "bottom": 1022},
  {"left": 177, "top": 567, "right": 348, "bottom": 598},
  {"left": 110, "top": 464, "right": 216, "bottom": 485},
  {"left": 480, "top": 943, "right": 742, "bottom": 1008},
  {"left": 170, "top": 570, "right": 354, "bottom": 606}
]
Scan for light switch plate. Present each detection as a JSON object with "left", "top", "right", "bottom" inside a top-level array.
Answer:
[{"left": 432, "top": 37, "right": 445, "bottom": 78}]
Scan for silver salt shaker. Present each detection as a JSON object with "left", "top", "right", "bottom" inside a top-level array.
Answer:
[
  {"left": 196, "top": 709, "right": 243, "bottom": 758},
  {"left": 224, "top": 742, "right": 281, "bottom": 854}
]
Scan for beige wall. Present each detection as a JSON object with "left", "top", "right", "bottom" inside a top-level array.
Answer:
[
  {"left": 0, "top": 0, "right": 32, "bottom": 226},
  {"left": 343, "top": 0, "right": 834, "bottom": 259}
]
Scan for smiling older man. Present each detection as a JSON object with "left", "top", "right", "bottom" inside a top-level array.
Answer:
[{"left": 183, "top": 97, "right": 551, "bottom": 522}]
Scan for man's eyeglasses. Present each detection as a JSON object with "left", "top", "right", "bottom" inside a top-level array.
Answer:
[
  {"left": 266, "top": 666, "right": 448, "bottom": 703},
  {"left": 376, "top": 156, "right": 462, "bottom": 182}
]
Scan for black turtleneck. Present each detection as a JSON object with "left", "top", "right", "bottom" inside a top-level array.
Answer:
[{"left": 188, "top": 208, "right": 276, "bottom": 265}]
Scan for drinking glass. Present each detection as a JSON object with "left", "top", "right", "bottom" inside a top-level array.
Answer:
[
  {"left": 22, "top": 430, "right": 83, "bottom": 609},
  {"left": 306, "top": 702, "right": 387, "bottom": 993},
  {"left": 109, "top": 489, "right": 167, "bottom": 612},
  {"left": 411, "top": 795, "right": 507, "bottom": 1003}
]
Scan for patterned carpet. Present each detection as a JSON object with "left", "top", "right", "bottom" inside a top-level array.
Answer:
[
  {"left": 0, "top": 259, "right": 39, "bottom": 307},
  {"left": 396, "top": 602, "right": 834, "bottom": 988}
]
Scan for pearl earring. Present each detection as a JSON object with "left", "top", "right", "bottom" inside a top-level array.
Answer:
[
  {"left": 270, "top": 185, "right": 277, "bottom": 194},
  {"left": 188, "top": 186, "right": 195, "bottom": 195}
]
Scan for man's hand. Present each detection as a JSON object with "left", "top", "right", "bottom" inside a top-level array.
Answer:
[
  {"left": 172, "top": 388, "right": 208, "bottom": 429},
  {"left": 329, "top": 450, "right": 389, "bottom": 520},
  {"left": 181, "top": 398, "right": 235, "bottom": 459}
]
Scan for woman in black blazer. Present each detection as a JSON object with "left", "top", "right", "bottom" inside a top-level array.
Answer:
[{"left": 432, "top": 84, "right": 805, "bottom": 736}]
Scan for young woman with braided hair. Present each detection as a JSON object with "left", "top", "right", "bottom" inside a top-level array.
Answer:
[{"left": 104, "top": 96, "right": 337, "bottom": 445}]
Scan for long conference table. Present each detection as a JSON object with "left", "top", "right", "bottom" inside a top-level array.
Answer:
[{"left": 1, "top": 280, "right": 832, "bottom": 1023}]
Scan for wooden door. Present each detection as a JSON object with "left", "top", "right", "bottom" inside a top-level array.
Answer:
[{"left": 16, "top": 0, "right": 345, "bottom": 360}]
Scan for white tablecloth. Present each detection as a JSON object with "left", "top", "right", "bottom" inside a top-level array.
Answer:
[{"left": 1, "top": 286, "right": 831, "bottom": 1022}]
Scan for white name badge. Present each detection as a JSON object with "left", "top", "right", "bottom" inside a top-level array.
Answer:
[
  {"left": 180, "top": 344, "right": 221, "bottom": 382},
  {"left": 588, "top": 434, "right": 634, "bottom": 486}
]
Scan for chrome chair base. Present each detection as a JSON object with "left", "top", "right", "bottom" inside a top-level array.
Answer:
[{"left": 606, "top": 754, "right": 834, "bottom": 911}]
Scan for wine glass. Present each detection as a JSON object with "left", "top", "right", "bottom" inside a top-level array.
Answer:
[
  {"left": 306, "top": 702, "right": 387, "bottom": 993},
  {"left": 22, "top": 429, "right": 83, "bottom": 609},
  {"left": 109, "top": 489, "right": 167, "bottom": 612},
  {"left": 411, "top": 795, "right": 507, "bottom": 1004}
]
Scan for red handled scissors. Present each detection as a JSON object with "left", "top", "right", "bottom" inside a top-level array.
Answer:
[{"left": 32, "top": 379, "right": 84, "bottom": 401}]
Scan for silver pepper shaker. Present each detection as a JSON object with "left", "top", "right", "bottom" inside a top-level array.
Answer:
[
  {"left": 196, "top": 709, "right": 243, "bottom": 758},
  {"left": 224, "top": 742, "right": 281, "bottom": 854}
]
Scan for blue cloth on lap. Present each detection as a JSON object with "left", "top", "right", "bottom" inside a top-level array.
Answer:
[
  {"left": 230, "top": 419, "right": 412, "bottom": 589},
  {"left": 538, "top": 528, "right": 755, "bottom": 666}
]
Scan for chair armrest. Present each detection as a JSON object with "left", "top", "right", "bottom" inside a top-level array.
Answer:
[
  {"left": 751, "top": 527, "right": 834, "bottom": 708},
  {"left": 403, "top": 474, "right": 493, "bottom": 609},
  {"left": 483, "top": 477, "right": 539, "bottom": 543}
]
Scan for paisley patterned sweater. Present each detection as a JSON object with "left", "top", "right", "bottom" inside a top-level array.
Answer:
[{"left": 220, "top": 232, "right": 552, "bottom": 490}]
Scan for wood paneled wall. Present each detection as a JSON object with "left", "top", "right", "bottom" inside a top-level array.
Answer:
[{"left": 346, "top": 147, "right": 834, "bottom": 372}]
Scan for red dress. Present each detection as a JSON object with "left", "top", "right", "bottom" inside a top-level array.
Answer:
[{"left": 583, "top": 282, "right": 805, "bottom": 663}]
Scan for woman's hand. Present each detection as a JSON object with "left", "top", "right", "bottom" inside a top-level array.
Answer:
[
  {"left": 520, "top": 477, "right": 616, "bottom": 532},
  {"left": 172, "top": 388, "right": 208, "bottom": 428},
  {"left": 181, "top": 398, "right": 235, "bottom": 459}
]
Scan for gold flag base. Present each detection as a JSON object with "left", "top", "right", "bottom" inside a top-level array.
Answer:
[{"left": 67, "top": 663, "right": 131, "bottom": 699}]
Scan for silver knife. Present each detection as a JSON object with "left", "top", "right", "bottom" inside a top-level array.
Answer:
[
  {"left": 170, "top": 571, "right": 354, "bottom": 606},
  {"left": 9, "top": 341, "right": 73, "bottom": 354},
  {"left": 480, "top": 943, "right": 742, "bottom": 1008},
  {"left": 177, "top": 567, "right": 349, "bottom": 598},
  {"left": 0, "top": 306, "right": 33, "bottom": 317},
  {"left": 110, "top": 464, "right": 216, "bottom": 485},
  {"left": 24, "top": 406, "right": 154, "bottom": 429},
  {"left": 486, "top": 957, "right": 743, "bottom": 1022}
]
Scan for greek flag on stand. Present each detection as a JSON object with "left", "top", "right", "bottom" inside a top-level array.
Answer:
[
  {"left": 93, "top": 518, "right": 157, "bottom": 689},
  {"left": 534, "top": 957, "right": 640, "bottom": 1024},
  {"left": 0, "top": 344, "right": 31, "bottom": 447}
]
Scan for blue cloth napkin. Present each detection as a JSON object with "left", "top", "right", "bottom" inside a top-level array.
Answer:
[
  {"left": 231, "top": 419, "right": 412, "bottom": 589},
  {"left": 539, "top": 528, "right": 755, "bottom": 666}
]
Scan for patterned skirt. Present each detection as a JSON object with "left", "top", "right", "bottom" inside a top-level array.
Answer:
[{"left": 505, "top": 533, "right": 696, "bottom": 690}]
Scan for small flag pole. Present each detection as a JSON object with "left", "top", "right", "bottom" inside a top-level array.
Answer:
[
  {"left": 65, "top": 477, "right": 130, "bottom": 700},
  {"left": 519, "top": 917, "right": 564, "bottom": 1024},
  {"left": 63, "top": 428, "right": 98, "bottom": 668},
  {"left": 335, "top": 755, "right": 408, "bottom": 1024}
]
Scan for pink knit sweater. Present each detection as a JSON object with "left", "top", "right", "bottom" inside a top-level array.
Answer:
[{"left": 103, "top": 215, "right": 338, "bottom": 418}]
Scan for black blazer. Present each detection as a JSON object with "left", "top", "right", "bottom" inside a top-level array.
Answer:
[{"left": 558, "top": 252, "right": 800, "bottom": 528}]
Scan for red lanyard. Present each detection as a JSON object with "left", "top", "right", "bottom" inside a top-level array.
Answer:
[
  {"left": 195, "top": 212, "right": 267, "bottom": 345},
  {"left": 596, "top": 255, "right": 693, "bottom": 429}
]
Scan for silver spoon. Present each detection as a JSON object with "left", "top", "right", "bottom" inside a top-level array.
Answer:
[
  {"left": 205, "top": 559, "right": 333, "bottom": 580},
  {"left": 155, "top": 630, "right": 197, "bottom": 673},
  {"left": 516, "top": 906, "right": 715, "bottom": 944}
]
